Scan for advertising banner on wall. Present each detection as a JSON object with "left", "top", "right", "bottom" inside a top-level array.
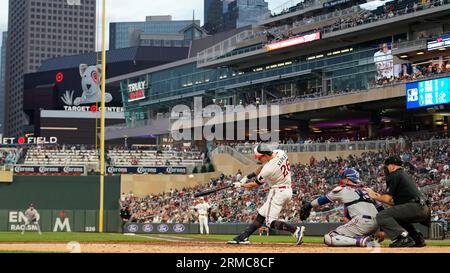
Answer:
[
  {"left": 106, "top": 166, "right": 187, "bottom": 175},
  {"left": 13, "top": 166, "right": 86, "bottom": 175},
  {"left": 124, "top": 223, "right": 188, "bottom": 234}
]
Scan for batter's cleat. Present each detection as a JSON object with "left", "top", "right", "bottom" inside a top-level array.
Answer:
[
  {"left": 227, "top": 237, "right": 250, "bottom": 245},
  {"left": 293, "top": 226, "right": 305, "bottom": 246},
  {"left": 389, "top": 235, "right": 415, "bottom": 248}
]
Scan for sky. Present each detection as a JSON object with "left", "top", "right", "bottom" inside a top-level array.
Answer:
[{"left": 0, "top": 0, "right": 291, "bottom": 52}]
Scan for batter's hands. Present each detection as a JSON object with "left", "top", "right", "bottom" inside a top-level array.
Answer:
[{"left": 242, "top": 181, "right": 259, "bottom": 190}]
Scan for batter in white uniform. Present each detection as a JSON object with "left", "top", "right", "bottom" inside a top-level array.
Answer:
[
  {"left": 195, "top": 197, "right": 211, "bottom": 235},
  {"left": 227, "top": 143, "right": 305, "bottom": 245},
  {"left": 300, "top": 168, "right": 384, "bottom": 247}
]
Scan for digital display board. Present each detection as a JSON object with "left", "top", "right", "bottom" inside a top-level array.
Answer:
[
  {"left": 427, "top": 35, "right": 450, "bottom": 51},
  {"left": 265, "top": 32, "right": 321, "bottom": 52},
  {"left": 406, "top": 76, "right": 450, "bottom": 109}
]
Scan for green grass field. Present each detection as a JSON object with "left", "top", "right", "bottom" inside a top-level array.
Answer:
[
  {"left": 0, "top": 232, "right": 158, "bottom": 243},
  {"left": 0, "top": 232, "right": 449, "bottom": 246}
]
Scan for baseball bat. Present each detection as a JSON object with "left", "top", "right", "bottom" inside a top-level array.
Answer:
[{"left": 194, "top": 184, "right": 233, "bottom": 198}]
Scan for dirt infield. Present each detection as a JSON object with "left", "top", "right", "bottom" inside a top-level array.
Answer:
[{"left": 0, "top": 241, "right": 449, "bottom": 253}]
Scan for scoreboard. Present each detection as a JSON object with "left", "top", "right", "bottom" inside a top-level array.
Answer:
[{"left": 406, "top": 76, "right": 450, "bottom": 109}]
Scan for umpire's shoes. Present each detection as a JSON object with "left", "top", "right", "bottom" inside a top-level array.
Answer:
[
  {"left": 410, "top": 232, "right": 426, "bottom": 247},
  {"left": 389, "top": 235, "right": 416, "bottom": 247},
  {"left": 293, "top": 226, "right": 306, "bottom": 246},
  {"left": 227, "top": 237, "right": 250, "bottom": 245}
]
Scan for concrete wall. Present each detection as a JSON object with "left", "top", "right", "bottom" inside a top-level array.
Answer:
[
  {"left": 211, "top": 153, "right": 257, "bottom": 176},
  {"left": 120, "top": 172, "right": 222, "bottom": 196},
  {"left": 0, "top": 170, "right": 13, "bottom": 183}
]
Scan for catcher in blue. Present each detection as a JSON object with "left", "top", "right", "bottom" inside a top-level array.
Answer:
[
  {"left": 227, "top": 143, "right": 305, "bottom": 245},
  {"left": 300, "top": 168, "right": 384, "bottom": 247}
]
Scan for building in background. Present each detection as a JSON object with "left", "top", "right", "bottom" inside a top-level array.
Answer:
[
  {"left": 4, "top": 0, "right": 97, "bottom": 137},
  {"left": 22, "top": 46, "right": 189, "bottom": 145},
  {"left": 223, "top": 0, "right": 270, "bottom": 31},
  {"left": 204, "top": 0, "right": 227, "bottom": 34},
  {"left": 109, "top": 15, "right": 207, "bottom": 50},
  {"left": 0, "top": 32, "right": 7, "bottom": 136}
]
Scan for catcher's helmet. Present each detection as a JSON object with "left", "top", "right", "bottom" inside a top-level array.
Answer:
[
  {"left": 341, "top": 168, "right": 360, "bottom": 183},
  {"left": 253, "top": 143, "right": 274, "bottom": 160}
]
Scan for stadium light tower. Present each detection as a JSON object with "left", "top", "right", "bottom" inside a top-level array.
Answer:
[{"left": 99, "top": 0, "right": 107, "bottom": 233}]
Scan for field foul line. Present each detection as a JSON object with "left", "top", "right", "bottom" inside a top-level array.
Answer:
[
  {"left": 132, "top": 234, "right": 183, "bottom": 242},
  {"left": 155, "top": 235, "right": 196, "bottom": 241}
]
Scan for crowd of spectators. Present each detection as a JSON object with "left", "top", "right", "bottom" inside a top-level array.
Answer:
[
  {"left": 20, "top": 144, "right": 207, "bottom": 168},
  {"left": 375, "top": 60, "right": 450, "bottom": 86},
  {"left": 119, "top": 142, "right": 449, "bottom": 226},
  {"left": 0, "top": 148, "right": 22, "bottom": 167},
  {"left": 263, "top": 0, "right": 448, "bottom": 45}
]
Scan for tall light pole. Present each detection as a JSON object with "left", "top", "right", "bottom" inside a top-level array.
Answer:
[{"left": 99, "top": 0, "right": 107, "bottom": 233}]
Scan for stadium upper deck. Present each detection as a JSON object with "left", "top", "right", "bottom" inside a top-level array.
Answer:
[
  {"left": 105, "top": 0, "right": 450, "bottom": 143},
  {"left": 196, "top": 0, "right": 450, "bottom": 68}
]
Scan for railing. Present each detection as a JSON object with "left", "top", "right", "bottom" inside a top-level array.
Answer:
[
  {"left": 392, "top": 39, "right": 428, "bottom": 51},
  {"left": 429, "top": 221, "right": 447, "bottom": 240},
  {"left": 233, "top": 139, "right": 406, "bottom": 154},
  {"left": 412, "top": 138, "right": 450, "bottom": 148},
  {"left": 212, "top": 145, "right": 255, "bottom": 165},
  {"left": 197, "top": 29, "right": 265, "bottom": 66}
]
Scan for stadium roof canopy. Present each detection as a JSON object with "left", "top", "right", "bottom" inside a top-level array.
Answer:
[{"left": 38, "top": 46, "right": 190, "bottom": 72}]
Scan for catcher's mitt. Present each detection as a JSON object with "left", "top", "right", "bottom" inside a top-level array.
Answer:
[{"left": 300, "top": 202, "right": 312, "bottom": 221}]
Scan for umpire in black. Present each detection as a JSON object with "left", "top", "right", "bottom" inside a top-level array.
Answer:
[{"left": 365, "top": 155, "right": 431, "bottom": 247}]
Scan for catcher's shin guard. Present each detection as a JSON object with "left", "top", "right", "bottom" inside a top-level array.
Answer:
[{"left": 324, "top": 231, "right": 372, "bottom": 247}]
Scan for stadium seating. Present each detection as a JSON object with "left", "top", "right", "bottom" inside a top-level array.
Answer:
[
  {"left": 107, "top": 149, "right": 204, "bottom": 167},
  {"left": 0, "top": 148, "right": 22, "bottom": 167},
  {"left": 120, "top": 140, "right": 450, "bottom": 225},
  {"left": 21, "top": 146, "right": 205, "bottom": 169},
  {"left": 24, "top": 146, "right": 99, "bottom": 165}
]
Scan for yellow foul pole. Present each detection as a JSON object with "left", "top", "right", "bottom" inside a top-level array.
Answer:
[{"left": 99, "top": 0, "right": 106, "bottom": 233}]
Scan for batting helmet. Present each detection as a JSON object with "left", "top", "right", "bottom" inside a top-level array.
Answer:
[
  {"left": 341, "top": 168, "right": 360, "bottom": 183},
  {"left": 253, "top": 143, "right": 274, "bottom": 160}
]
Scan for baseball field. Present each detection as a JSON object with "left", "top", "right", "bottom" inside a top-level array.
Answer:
[{"left": 0, "top": 232, "right": 449, "bottom": 253}]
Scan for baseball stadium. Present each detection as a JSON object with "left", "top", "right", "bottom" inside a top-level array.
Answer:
[{"left": 1, "top": 0, "right": 450, "bottom": 255}]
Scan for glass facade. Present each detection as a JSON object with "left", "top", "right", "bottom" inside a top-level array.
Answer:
[
  {"left": 110, "top": 20, "right": 200, "bottom": 49},
  {"left": 120, "top": 42, "right": 391, "bottom": 126},
  {"left": 224, "top": 0, "right": 270, "bottom": 30}
]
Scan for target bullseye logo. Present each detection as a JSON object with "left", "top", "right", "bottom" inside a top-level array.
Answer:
[
  {"left": 18, "top": 137, "right": 26, "bottom": 144},
  {"left": 90, "top": 105, "right": 98, "bottom": 112},
  {"left": 56, "top": 72, "right": 64, "bottom": 83}
]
